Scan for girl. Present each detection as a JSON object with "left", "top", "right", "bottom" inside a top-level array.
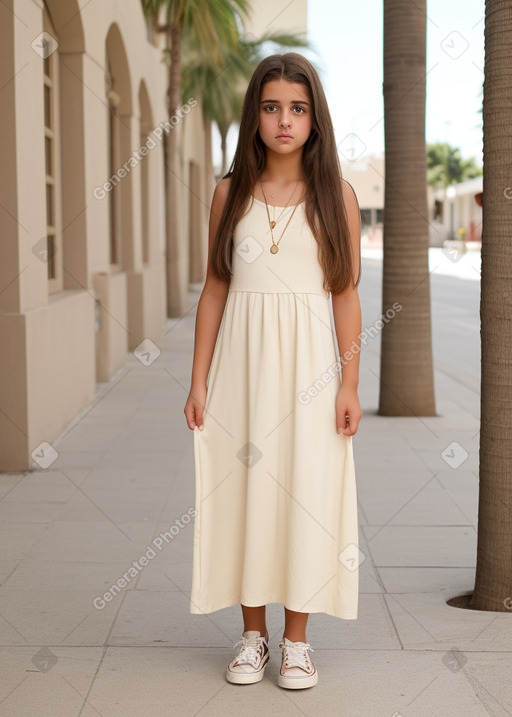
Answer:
[{"left": 184, "top": 52, "right": 362, "bottom": 690}]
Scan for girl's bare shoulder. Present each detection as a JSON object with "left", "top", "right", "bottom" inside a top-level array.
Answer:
[
  {"left": 213, "top": 176, "right": 232, "bottom": 203},
  {"left": 209, "top": 177, "right": 232, "bottom": 220},
  {"left": 341, "top": 178, "right": 360, "bottom": 210}
]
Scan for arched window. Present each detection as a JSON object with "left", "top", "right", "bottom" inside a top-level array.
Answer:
[
  {"left": 106, "top": 56, "right": 121, "bottom": 268},
  {"left": 105, "top": 24, "right": 133, "bottom": 274},
  {"left": 139, "top": 83, "right": 153, "bottom": 265},
  {"left": 43, "top": 4, "right": 62, "bottom": 292}
]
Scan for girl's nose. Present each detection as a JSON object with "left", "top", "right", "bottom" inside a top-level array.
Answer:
[{"left": 279, "top": 114, "right": 291, "bottom": 128}]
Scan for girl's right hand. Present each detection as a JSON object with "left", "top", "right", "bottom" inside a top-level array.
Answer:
[{"left": 184, "top": 384, "right": 207, "bottom": 430}]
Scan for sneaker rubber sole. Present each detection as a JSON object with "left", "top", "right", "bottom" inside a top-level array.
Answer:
[{"left": 278, "top": 668, "right": 318, "bottom": 689}]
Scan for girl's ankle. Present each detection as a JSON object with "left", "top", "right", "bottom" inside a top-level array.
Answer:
[
  {"left": 244, "top": 628, "right": 268, "bottom": 640},
  {"left": 282, "top": 634, "right": 307, "bottom": 643}
]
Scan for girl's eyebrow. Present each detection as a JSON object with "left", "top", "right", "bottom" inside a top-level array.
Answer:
[{"left": 260, "top": 99, "right": 310, "bottom": 105}]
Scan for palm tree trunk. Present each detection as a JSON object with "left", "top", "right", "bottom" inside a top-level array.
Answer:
[
  {"left": 469, "top": 0, "right": 512, "bottom": 611},
  {"left": 379, "top": 0, "right": 436, "bottom": 416},
  {"left": 165, "top": 23, "right": 185, "bottom": 317}
]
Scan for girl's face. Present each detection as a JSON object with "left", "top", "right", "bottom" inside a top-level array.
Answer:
[{"left": 258, "top": 78, "right": 313, "bottom": 155}]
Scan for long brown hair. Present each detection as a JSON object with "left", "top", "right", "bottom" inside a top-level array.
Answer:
[{"left": 210, "top": 52, "right": 360, "bottom": 293}]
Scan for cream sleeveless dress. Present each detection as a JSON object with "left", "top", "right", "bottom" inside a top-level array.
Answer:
[{"left": 190, "top": 196, "right": 359, "bottom": 620}]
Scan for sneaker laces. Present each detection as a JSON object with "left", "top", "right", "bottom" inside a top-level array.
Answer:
[
  {"left": 232, "top": 634, "right": 267, "bottom": 668},
  {"left": 279, "top": 640, "right": 314, "bottom": 671}
]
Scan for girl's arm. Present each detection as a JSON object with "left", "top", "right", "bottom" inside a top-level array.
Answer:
[
  {"left": 331, "top": 179, "right": 363, "bottom": 436},
  {"left": 184, "top": 179, "right": 231, "bottom": 430}
]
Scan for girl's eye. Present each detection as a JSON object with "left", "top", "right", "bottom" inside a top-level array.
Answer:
[{"left": 262, "top": 105, "right": 306, "bottom": 114}]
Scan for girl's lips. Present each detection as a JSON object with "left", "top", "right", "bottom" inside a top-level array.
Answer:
[{"left": 276, "top": 135, "right": 293, "bottom": 139}]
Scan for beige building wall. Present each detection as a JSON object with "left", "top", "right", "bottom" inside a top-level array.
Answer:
[
  {"left": 0, "top": 0, "right": 208, "bottom": 471},
  {"left": 0, "top": 0, "right": 306, "bottom": 472},
  {"left": 246, "top": 0, "right": 308, "bottom": 38},
  {"left": 341, "top": 153, "right": 385, "bottom": 242},
  {"left": 341, "top": 153, "right": 385, "bottom": 212},
  {"left": 431, "top": 176, "right": 483, "bottom": 245}
]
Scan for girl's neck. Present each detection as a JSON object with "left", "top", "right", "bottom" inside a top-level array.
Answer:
[{"left": 260, "top": 149, "right": 304, "bottom": 186}]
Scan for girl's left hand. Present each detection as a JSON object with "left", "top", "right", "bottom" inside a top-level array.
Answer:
[{"left": 336, "top": 385, "right": 362, "bottom": 436}]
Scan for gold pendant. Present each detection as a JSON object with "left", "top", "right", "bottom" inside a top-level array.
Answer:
[
  {"left": 270, "top": 221, "right": 276, "bottom": 229},
  {"left": 270, "top": 244, "right": 279, "bottom": 254}
]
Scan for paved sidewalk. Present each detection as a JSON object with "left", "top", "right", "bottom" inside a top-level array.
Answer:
[
  {"left": 361, "top": 245, "right": 482, "bottom": 282},
  {"left": 1, "top": 260, "right": 511, "bottom": 716}
]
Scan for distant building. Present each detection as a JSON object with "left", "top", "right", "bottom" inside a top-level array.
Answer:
[
  {"left": 341, "top": 153, "right": 384, "bottom": 244},
  {"left": 430, "top": 176, "right": 483, "bottom": 246},
  {"left": 340, "top": 152, "right": 482, "bottom": 247}
]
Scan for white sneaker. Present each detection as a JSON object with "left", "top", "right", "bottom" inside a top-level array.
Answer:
[
  {"left": 226, "top": 630, "right": 270, "bottom": 684},
  {"left": 278, "top": 637, "right": 318, "bottom": 689}
]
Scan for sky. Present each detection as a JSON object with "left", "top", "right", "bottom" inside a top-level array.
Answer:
[
  {"left": 213, "top": 0, "right": 485, "bottom": 173},
  {"left": 305, "top": 0, "right": 485, "bottom": 166}
]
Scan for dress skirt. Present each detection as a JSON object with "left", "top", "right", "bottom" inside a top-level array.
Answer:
[{"left": 190, "top": 197, "right": 359, "bottom": 619}]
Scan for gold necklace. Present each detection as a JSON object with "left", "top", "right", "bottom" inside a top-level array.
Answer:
[
  {"left": 260, "top": 184, "right": 302, "bottom": 254},
  {"left": 259, "top": 180, "right": 300, "bottom": 229}
]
